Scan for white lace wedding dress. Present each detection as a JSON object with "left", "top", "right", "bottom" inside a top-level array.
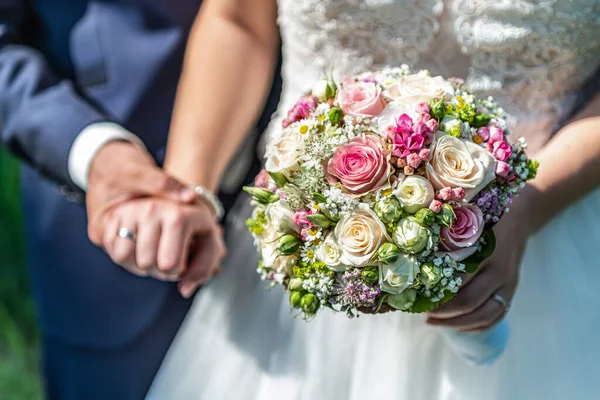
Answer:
[{"left": 148, "top": 1, "right": 600, "bottom": 399}]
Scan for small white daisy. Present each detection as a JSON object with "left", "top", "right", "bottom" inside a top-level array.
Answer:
[{"left": 301, "top": 247, "right": 317, "bottom": 264}]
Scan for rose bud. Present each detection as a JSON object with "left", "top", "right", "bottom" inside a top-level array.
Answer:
[
  {"left": 419, "top": 262, "right": 443, "bottom": 289},
  {"left": 300, "top": 293, "right": 320, "bottom": 315},
  {"left": 374, "top": 197, "right": 404, "bottom": 224},
  {"left": 375, "top": 242, "right": 401, "bottom": 265},
  {"left": 429, "top": 199, "right": 443, "bottom": 213}
]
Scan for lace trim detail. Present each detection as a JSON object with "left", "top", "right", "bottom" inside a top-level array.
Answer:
[{"left": 275, "top": 0, "right": 600, "bottom": 145}]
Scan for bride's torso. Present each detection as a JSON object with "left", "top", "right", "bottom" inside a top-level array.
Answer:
[{"left": 276, "top": 0, "right": 600, "bottom": 153}]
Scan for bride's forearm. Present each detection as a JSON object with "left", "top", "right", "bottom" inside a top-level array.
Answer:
[
  {"left": 520, "top": 93, "right": 600, "bottom": 234},
  {"left": 164, "top": 0, "right": 279, "bottom": 192}
]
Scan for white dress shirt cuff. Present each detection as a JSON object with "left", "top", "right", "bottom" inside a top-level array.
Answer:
[{"left": 68, "top": 122, "right": 146, "bottom": 190}]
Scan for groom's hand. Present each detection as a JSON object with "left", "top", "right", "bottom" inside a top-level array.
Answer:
[{"left": 86, "top": 141, "right": 198, "bottom": 247}]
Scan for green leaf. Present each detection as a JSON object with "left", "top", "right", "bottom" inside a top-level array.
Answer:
[
  {"left": 312, "top": 192, "right": 327, "bottom": 203},
  {"left": 462, "top": 229, "right": 497, "bottom": 273},
  {"left": 267, "top": 171, "right": 289, "bottom": 188},
  {"left": 375, "top": 294, "right": 389, "bottom": 313},
  {"left": 407, "top": 290, "right": 457, "bottom": 314}
]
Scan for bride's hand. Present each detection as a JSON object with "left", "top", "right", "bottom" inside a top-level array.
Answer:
[{"left": 425, "top": 202, "right": 532, "bottom": 333}]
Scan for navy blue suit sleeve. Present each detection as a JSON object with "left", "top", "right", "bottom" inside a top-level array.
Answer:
[{"left": 0, "top": 1, "right": 107, "bottom": 188}]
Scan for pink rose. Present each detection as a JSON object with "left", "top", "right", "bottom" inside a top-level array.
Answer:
[
  {"left": 477, "top": 127, "right": 490, "bottom": 142},
  {"left": 438, "top": 187, "right": 454, "bottom": 201},
  {"left": 337, "top": 81, "right": 387, "bottom": 119},
  {"left": 419, "top": 148, "right": 431, "bottom": 162},
  {"left": 429, "top": 199, "right": 443, "bottom": 213},
  {"left": 495, "top": 161, "right": 511, "bottom": 177},
  {"left": 282, "top": 96, "right": 318, "bottom": 127},
  {"left": 492, "top": 141, "right": 512, "bottom": 161},
  {"left": 488, "top": 126, "right": 505, "bottom": 144},
  {"left": 438, "top": 204, "right": 484, "bottom": 261},
  {"left": 406, "top": 153, "right": 422, "bottom": 169},
  {"left": 326, "top": 135, "right": 390, "bottom": 196}
]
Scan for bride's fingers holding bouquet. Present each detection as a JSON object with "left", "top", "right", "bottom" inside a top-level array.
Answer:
[{"left": 426, "top": 209, "right": 530, "bottom": 332}]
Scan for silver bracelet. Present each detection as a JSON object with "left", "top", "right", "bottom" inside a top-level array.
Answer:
[{"left": 190, "top": 184, "right": 224, "bottom": 221}]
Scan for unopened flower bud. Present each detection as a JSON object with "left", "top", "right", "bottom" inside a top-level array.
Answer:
[
  {"left": 278, "top": 234, "right": 303, "bottom": 256},
  {"left": 306, "top": 213, "right": 333, "bottom": 229},
  {"left": 429, "top": 199, "right": 443, "bottom": 213},
  {"left": 419, "top": 262, "right": 443, "bottom": 289},
  {"left": 404, "top": 166, "right": 415, "bottom": 175},
  {"left": 288, "top": 278, "right": 304, "bottom": 291},
  {"left": 375, "top": 242, "right": 401, "bottom": 264},
  {"left": 361, "top": 267, "right": 379, "bottom": 284},
  {"left": 312, "top": 79, "right": 337, "bottom": 101},
  {"left": 414, "top": 208, "right": 435, "bottom": 226},
  {"left": 243, "top": 186, "right": 279, "bottom": 205},
  {"left": 289, "top": 291, "right": 303, "bottom": 308},
  {"left": 328, "top": 107, "right": 344, "bottom": 125},
  {"left": 374, "top": 197, "right": 403, "bottom": 224},
  {"left": 300, "top": 293, "right": 320, "bottom": 315},
  {"left": 436, "top": 203, "right": 455, "bottom": 227}
]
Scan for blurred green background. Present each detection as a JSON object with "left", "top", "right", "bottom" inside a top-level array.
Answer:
[{"left": 0, "top": 150, "right": 42, "bottom": 399}]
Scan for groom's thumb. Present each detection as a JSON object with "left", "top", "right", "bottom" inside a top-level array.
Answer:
[{"left": 135, "top": 166, "right": 197, "bottom": 203}]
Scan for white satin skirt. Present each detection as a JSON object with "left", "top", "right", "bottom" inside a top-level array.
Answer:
[{"left": 147, "top": 187, "right": 600, "bottom": 400}]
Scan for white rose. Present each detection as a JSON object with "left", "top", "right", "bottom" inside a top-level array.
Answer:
[
  {"left": 316, "top": 233, "right": 345, "bottom": 271},
  {"left": 265, "top": 129, "right": 305, "bottom": 177},
  {"left": 270, "top": 254, "right": 297, "bottom": 275},
  {"left": 334, "top": 204, "right": 387, "bottom": 267},
  {"left": 259, "top": 222, "right": 283, "bottom": 268},
  {"left": 393, "top": 217, "right": 430, "bottom": 254},
  {"left": 371, "top": 102, "right": 419, "bottom": 136},
  {"left": 426, "top": 133, "right": 496, "bottom": 201},
  {"left": 265, "top": 203, "right": 299, "bottom": 233},
  {"left": 379, "top": 253, "right": 421, "bottom": 294},
  {"left": 393, "top": 175, "right": 435, "bottom": 214},
  {"left": 383, "top": 72, "right": 454, "bottom": 107}
]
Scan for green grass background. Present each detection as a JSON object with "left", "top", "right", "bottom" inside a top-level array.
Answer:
[{"left": 0, "top": 150, "right": 42, "bottom": 399}]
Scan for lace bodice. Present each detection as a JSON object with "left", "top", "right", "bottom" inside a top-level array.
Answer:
[{"left": 275, "top": 0, "right": 600, "bottom": 152}]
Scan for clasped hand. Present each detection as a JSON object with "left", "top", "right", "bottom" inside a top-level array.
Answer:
[{"left": 86, "top": 142, "right": 226, "bottom": 298}]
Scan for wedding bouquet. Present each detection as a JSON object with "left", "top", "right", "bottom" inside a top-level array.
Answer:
[{"left": 244, "top": 66, "right": 538, "bottom": 319}]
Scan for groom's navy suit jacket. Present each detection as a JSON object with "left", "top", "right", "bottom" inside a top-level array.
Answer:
[{"left": 0, "top": 0, "right": 281, "bottom": 351}]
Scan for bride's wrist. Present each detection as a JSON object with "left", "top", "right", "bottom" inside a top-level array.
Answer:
[{"left": 509, "top": 183, "right": 542, "bottom": 237}]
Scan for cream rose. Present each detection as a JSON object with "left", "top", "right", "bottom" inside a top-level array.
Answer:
[
  {"left": 265, "top": 129, "right": 305, "bottom": 177},
  {"left": 384, "top": 72, "right": 454, "bottom": 107},
  {"left": 426, "top": 133, "right": 496, "bottom": 201},
  {"left": 393, "top": 175, "right": 435, "bottom": 214},
  {"left": 334, "top": 204, "right": 387, "bottom": 267},
  {"left": 378, "top": 253, "right": 421, "bottom": 294},
  {"left": 316, "top": 233, "right": 345, "bottom": 271},
  {"left": 266, "top": 203, "right": 299, "bottom": 234}
]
